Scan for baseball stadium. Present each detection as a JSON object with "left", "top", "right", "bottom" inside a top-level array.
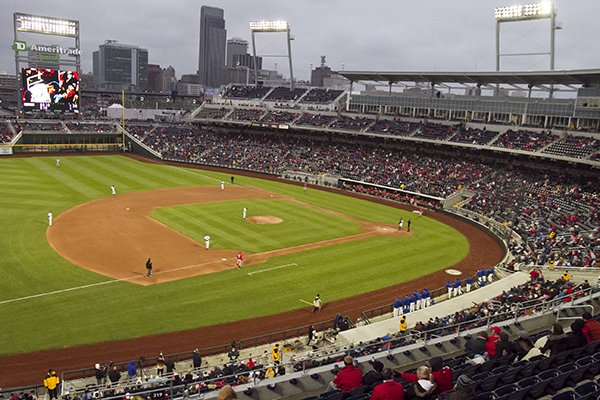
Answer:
[{"left": 1, "top": 2, "right": 600, "bottom": 400}]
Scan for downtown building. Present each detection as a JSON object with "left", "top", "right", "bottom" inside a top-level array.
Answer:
[
  {"left": 198, "top": 6, "right": 226, "bottom": 88},
  {"left": 93, "top": 40, "right": 148, "bottom": 91},
  {"left": 223, "top": 38, "right": 262, "bottom": 85}
]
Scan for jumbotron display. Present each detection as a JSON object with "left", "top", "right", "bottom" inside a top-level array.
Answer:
[{"left": 21, "top": 68, "right": 80, "bottom": 112}]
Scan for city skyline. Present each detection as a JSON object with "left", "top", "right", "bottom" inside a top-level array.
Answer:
[{"left": 1, "top": 0, "right": 600, "bottom": 81}]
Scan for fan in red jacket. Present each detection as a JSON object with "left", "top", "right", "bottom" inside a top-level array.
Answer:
[
  {"left": 370, "top": 368, "right": 404, "bottom": 400},
  {"left": 583, "top": 312, "right": 600, "bottom": 341},
  {"left": 485, "top": 326, "right": 501, "bottom": 358},
  {"left": 329, "top": 356, "right": 363, "bottom": 392},
  {"left": 400, "top": 356, "right": 453, "bottom": 395}
]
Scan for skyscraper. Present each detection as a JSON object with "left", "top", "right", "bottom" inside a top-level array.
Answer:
[
  {"left": 198, "top": 6, "right": 226, "bottom": 87},
  {"left": 93, "top": 40, "right": 148, "bottom": 90}
]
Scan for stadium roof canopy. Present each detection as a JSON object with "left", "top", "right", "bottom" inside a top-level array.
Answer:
[{"left": 338, "top": 69, "right": 600, "bottom": 87}]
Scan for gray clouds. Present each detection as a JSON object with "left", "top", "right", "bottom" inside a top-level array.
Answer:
[{"left": 0, "top": 0, "right": 597, "bottom": 79}]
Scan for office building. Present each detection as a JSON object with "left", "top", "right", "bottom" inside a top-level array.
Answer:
[
  {"left": 93, "top": 40, "right": 148, "bottom": 91},
  {"left": 198, "top": 6, "right": 226, "bottom": 87}
]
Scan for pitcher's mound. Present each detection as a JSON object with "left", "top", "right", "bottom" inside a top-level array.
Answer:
[{"left": 248, "top": 215, "right": 283, "bottom": 224}]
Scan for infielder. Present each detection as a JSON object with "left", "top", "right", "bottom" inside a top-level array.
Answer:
[
  {"left": 203, "top": 235, "right": 211, "bottom": 250},
  {"left": 312, "top": 294, "right": 322, "bottom": 312},
  {"left": 236, "top": 252, "right": 243, "bottom": 268},
  {"left": 243, "top": 207, "right": 247, "bottom": 219},
  {"left": 48, "top": 211, "right": 53, "bottom": 226},
  {"left": 111, "top": 185, "right": 117, "bottom": 195},
  {"left": 220, "top": 181, "right": 224, "bottom": 190},
  {"left": 55, "top": 159, "right": 60, "bottom": 167},
  {"left": 398, "top": 218, "right": 403, "bottom": 231}
]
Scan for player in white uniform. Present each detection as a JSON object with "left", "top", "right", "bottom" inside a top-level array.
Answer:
[
  {"left": 111, "top": 185, "right": 116, "bottom": 195},
  {"left": 243, "top": 207, "right": 247, "bottom": 219},
  {"left": 203, "top": 235, "right": 211, "bottom": 250},
  {"left": 56, "top": 159, "right": 60, "bottom": 167},
  {"left": 48, "top": 211, "right": 53, "bottom": 226},
  {"left": 220, "top": 181, "right": 225, "bottom": 190}
]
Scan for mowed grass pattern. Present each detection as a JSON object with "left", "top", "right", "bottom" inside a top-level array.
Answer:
[
  {"left": 0, "top": 155, "right": 469, "bottom": 355},
  {"left": 151, "top": 199, "right": 362, "bottom": 253}
]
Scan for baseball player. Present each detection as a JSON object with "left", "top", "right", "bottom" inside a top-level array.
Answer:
[
  {"left": 220, "top": 181, "right": 224, "bottom": 190},
  {"left": 243, "top": 207, "right": 247, "bottom": 219},
  {"left": 55, "top": 159, "right": 60, "bottom": 167},
  {"left": 111, "top": 185, "right": 117, "bottom": 195},
  {"left": 145, "top": 258, "right": 153, "bottom": 278},
  {"left": 398, "top": 218, "right": 403, "bottom": 231},
  {"left": 203, "top": 235, "right": 211, "bottom": 250},
  {"left": 236, "top": 252, "right": 243, "bottom": 268},
  {"left": 48, "top": 211, "right": 53, "bottom": 226},
  {"left": 312, "top": 294, "right": 322, "bottom": 312}
]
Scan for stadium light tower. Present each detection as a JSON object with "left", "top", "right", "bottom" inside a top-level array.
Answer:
[
  {"left": 249, "top": 20, "right": 294, "bottom": 89},
  {"left": 494, "top": 1, "right": 557, "bottom": 71}
]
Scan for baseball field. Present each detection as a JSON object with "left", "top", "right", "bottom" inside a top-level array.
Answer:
[{"left": 0, "top": 154, "right": 503, "bottom": 386}]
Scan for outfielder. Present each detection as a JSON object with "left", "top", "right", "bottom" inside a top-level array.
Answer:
[
  {"left": 204, "top": 235, "right": 211, "bottom": 250},
  {"left": 55, "top": 159, "right": 60, "bottom": 167},
  {"left": 48, "top": 211, "right": 53, "bottom": 226},
  {"left": 236, "top": 252, "right": 243, "bottom": 268},
  {"left": 111, "top": 185, "right": 117, "bottom": 195},
  {"left": 243, "top": 207, "right": 247, "bottom": 219},
  {"left": 220, "top": 181, "right": 224, "bottom": 190}
]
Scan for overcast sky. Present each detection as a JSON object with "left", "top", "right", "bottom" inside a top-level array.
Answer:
[{"left": 1, "top": 0, "right": 598, "bottom": 80}]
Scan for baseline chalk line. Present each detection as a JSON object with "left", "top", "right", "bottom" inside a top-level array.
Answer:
[{"left": 247, "top": 263, "right": 298, "bottom": 276}]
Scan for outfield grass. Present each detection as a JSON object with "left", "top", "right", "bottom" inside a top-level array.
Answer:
[
  {"left": 0, "top": 155, "right": 469, "bottom": 355},
  {"left": 150, "top": 199, "right": 363, "bottom": 253}
]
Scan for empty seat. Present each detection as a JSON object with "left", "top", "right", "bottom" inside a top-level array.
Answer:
[
  {"left": 551, "top": 389, "right": 577, "bottom": 400},
  {"left": 516, "top": 376, "right": 540, "bottom": 389},
  {"left": 499, "top": 365, "right": 523, "bottom": 384},
  {"left": 474, "top": 392, "right": 495, "bottom": 400},
  {"left": 493, "top": 383, "right": 518, "bottom": 398},
  {"left": 479, "top": 372, "right": 503, "bottom": 392},
  {"left": 575, "top": 381, "right": 599, "bottom": 396}
]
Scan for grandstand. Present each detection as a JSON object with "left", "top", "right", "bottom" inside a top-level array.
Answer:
[{"left": 1, "top": 68, "right": 599, "bottom": 400}]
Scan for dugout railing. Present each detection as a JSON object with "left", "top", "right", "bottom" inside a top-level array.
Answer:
[{"left": 59, "top": 286, "right": 600, "bottom": 400}]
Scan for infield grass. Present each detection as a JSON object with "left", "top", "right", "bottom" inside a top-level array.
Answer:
[
  {"left": 0, "top": 155, "right": 469, "bottom": 355},
  {"left": 150, "top": 199, "right": 362, "bottom": 253}
]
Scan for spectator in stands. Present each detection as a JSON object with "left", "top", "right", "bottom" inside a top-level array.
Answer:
[
  {"left": 491, "top": 331, "right": 515, "bottom": 360},
  {"left": 515, "top": 331, "right": 543, "bottom": 361},
  {"left": 370, "top": 368, "right": 404, "bottom": 400},
  {"left": 94, "top": 363, "right": 105, "bottom": 386},
  {"left": 363, "top": 360, "right": 384, "bottom": 387},
  {"left": 271, "top": 344, "right": 281, "bottom": 365},
  {"left": 485, "top": 326, "right": 501, "bottom": 358},
  {"left": 156, "top": 353, "right": 166, "bottom": 376},
  {"left": 540, "top": 323, "right": 568, "bottom": 356},
  {"left": 126, "top": 361, "right": 136, "bottom": 384},
  {"left": 327, "top": 355, "right": 363, "bottom": 392},
  {"left": 568, "top": 319, "right": 590, "bottom": 347},
  {"left": 411, "top": 366, "right": 437, "bottom": 399},
  {"left": 582, "top": 312, "right": 600, "bottom": 341},
  {"left": 165, "top": 357, "right": 175, "bottom": 374},
  {"left": 465, "top": 331, "right": 487, "bottom": 357},
  {"left": 43, "top": 369, "right": 60, "bottom": 400},
  {"left": 217, "top": 384, "right": 237, "bottom": 400},
  {"left": 192, "top": 349, "right": 202, "bottom": 372},
  {"left": 448, "top": 375, "right": 476, "bottom": 400},
  {"left": 108, "top": 365, "right": 121, "bottom": 387},
  {"left": 401, "top": 356, "right": 452, "bottom": 395}
]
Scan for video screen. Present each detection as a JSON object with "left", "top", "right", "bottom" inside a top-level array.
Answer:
[{"left": 21, "top": 68, "right": 80, "bottom": 113}]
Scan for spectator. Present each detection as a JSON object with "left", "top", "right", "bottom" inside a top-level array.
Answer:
[
  {"left": 165, "top": 357, "right": 175, "bottom": 374},
  {"left": 271, "top": 344, "right": 281, "bottom": 365},
  {"left": 401, "top": 356, "right": 452, "bottom": 395},
  {"left": 156, "top": 353, "right": 166, "bottom": 376},
  {"left": 411, "top": 366, "right": 437, "bottom": 399},
  {"left": 485, "top": 326, "right": 501, "bottom": 358},
  {"left": 228, "top": 347, "right": 240, "bottom": 363},
  {"left": 465, "top": 331, "right": 487, "bottom": 357},
  {"left": 94, "top": 363, "right": 104, "bottom": 386},
  {"left": 192, "top": 349, "right": 202, "bottom": 372},
  {"left": 491, "top": 331, "right": 515, "bottom": 360},
  {"left": 568, "top": 319, "right": 589, "bottom": 348},
  {"left": 43, "top": 369, "right": 60, "bottom": 400},
  {"left": 217, "top": 384, "right": 237, "bottom": 400},
  {"left": 540, "top": 323, "right": 568, "bottom": 356},
  {"left": 515, "top": 331, "right": 543, "bottom": 361},
  {"left": 370, "top": 368, "right": 404, "bottom": 400},
  {"left": 582, "top": 312, "right": 600, "bottom": 341},
  {"left": 448, "top": 375, "right": 476, "bottom": 400},
  {"left": 108, "top": 366, "right": 121, "bottom": 386},
  {"left": 126, "top": 361, "right": 136, "bottom": 384},
  {"left": 328, "top": 355, "right": 363, "bottom": 392},
  {"left": 363, "top": 360, "right": 384, "bottom": 387}
]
